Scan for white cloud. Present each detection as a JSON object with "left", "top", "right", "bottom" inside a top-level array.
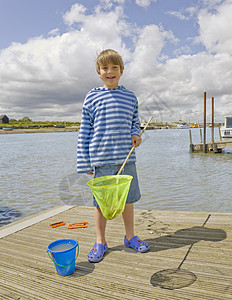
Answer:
[
  {"left": 148, "top": 51, "right": 232, "bottom": 120},
  {"left": 125, "top": 25, "right": 174, "bottom": 81},
  {"left": 48, "top": 28, "right": 60, "bottom": 36},
  {"left": 167, "top": 11, "right": 189, "bottom": 21},
  {"left": 1, "top": 1, "right": 232, "bottom": 122},
  {"left": 186, "top": 6, "right": 198, "bottom": 17},
  {"left": 98, "top": 0, "right": 125, "bottom": 9},
  {"left": 135, "top": 0, "right": 158, "bottom": 8},
  {"left": 201, "top": 0, "right": 224, "bottom": 8},
  {"left": 0, "top": 3, "right": 132, "bottom": 121},
  {"left": 63, "top": 3, "right": 87, "bottom": 26},
  {"left": 198, "top": 1, "right": 232, "bottom": 54},
  {"left": 63, "top": 3, "right": 131, "bottom": 52},
  {"left": 167, "top": 5, "right": 198, "bottom": 21},
  {"left": 173, "top": 45, "right": 192, "bottom": 56},
  {"left": 0, "top": 33, "right": 98, "bottom": 120}
]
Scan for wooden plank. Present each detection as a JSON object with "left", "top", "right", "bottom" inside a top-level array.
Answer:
[{"left": 0, "top": 206, "right": 231, "bottom": 299}]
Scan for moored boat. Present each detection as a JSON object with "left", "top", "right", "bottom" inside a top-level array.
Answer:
[
  {"left": 220, "top": 116, "right": 232, "bottom": 138},
  {"left": 177, "top": 121, "right": 190, "bottom": 129},
  {"left": 2, "top": 127, "right": 14, "bottom": 130},
  {"left": 140, "top": 122, "right": 156, "bottom": 130},
  {"left": 192, "top": 123, "right": 199, "bottom": 128}
]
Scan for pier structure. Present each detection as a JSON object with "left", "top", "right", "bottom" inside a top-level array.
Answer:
[
  {"left": 0, "top": 205, "right": 232, "bottom": 299},
  {"left": 190, "top": 139, "right": 232, "bottom": 153},
  {"left": 190, "top": 92, "right": 232, "bottom": 153}
]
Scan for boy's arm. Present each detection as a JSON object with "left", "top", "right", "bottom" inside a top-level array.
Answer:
[
  {"left": 77, "top": 106, "right": 94, "bottom": 174},
  {"left": 131, "top": 98, "right": 141, "bottom": 137}
]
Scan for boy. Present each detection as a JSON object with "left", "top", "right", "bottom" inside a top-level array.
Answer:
[{"left": 77, "top": 49, "right": 150, "bottom": 263}]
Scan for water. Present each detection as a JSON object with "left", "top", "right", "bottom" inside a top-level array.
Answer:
[
  {"left": 1, "top": 129, "right": 232, "bottom": 226},
  {"left": 0, "top": 206, "right": 21, "bottom": 226},
  {"left": 136, "top": 128, "right": 232, "bottom": 212},
  {"left": 50, "top": 243, "right": 75, "bottom": 252}
]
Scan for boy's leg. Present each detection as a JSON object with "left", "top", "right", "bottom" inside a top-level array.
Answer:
[
  {"left": 95, "top": 207, "right": 107, "bottom": 245},
  {"left": 121, "top": 163, "right": 140, "bottom": 240},
  {"left": 122, "top": 203, "right": 135, "bottom": 241},
  {"left": 87, "top": 207, "right": 108, "bottom": 262},
  {"left": 123, "top": 203, "right": 150, "bottom": 253}
]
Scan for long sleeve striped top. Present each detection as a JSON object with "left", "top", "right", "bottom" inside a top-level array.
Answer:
[{"left": 77, "top": 85, "right": 141, "bottom": 173}]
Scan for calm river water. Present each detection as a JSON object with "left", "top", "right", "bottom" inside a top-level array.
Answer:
[{"left": 1, "top": 128, "right": 232, "bottom": 226}]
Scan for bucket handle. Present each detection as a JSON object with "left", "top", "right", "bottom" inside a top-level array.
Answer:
[{"left": 47, "top": 243, "right": 79, "bottom": 268}]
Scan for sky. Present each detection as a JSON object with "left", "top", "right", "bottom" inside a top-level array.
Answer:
[{"left": 0, "top": 0, "right": 232, "bottom": 122}]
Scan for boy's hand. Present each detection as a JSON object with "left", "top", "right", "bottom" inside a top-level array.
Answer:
[
  {"left": 87, "top": 172, "right": 94, "bottom": 175},
  {"left": 131, "top": 135, "right": 142, "bottom": 148}
]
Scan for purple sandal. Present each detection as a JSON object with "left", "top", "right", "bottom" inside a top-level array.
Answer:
[
  {"left": 87, "top": 242, "right": 108, "bottom": 263},
  {"left": 124, "top": 236, "right": 150, "bottom": 253}
]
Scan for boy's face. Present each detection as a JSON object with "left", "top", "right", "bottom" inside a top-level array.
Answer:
[{"left": 98, "top": 62, "right": 123, "bottom": 89}]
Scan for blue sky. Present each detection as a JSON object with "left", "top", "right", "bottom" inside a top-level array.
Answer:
[
  {"left": 0, "top": 0, "right": 232, "bottom": 122},
  {"left": 0, "top": 0, "right": 77, "bottom": 48},
  {"left": 0, "top": 0, "right": 205, "bottom": 55}
]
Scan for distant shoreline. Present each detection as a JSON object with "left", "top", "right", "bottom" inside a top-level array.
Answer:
[
  {"left": 0, "top": 127, "right": 80, "bottom": 134},
  {"left": 0, "top": 124, "right": 218, "bottom": 135},
  {"left": 0, "top": 125, "right": 167, "bottom": 135}
]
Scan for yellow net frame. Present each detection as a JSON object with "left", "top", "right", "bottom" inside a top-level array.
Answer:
[{"left": 87, "top": 175, "right": 133, "bottom": 220}]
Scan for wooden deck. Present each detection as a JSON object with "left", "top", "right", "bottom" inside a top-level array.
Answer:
[{"left": 0, "top": 206, "right": 232, "bottom": 300}]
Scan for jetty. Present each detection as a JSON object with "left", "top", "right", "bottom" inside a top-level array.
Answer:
[
  {"left": 190, "top": 92, "right": 232, "bottom": 153},
  {"left": 0, "top": 206, "right": 232, "bottom": 299},
  {"left": 190, "top": 139, "right": 232, "bottom": 153}
]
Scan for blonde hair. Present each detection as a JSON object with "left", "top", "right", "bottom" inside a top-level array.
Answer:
[{"left": 96, "top": 49, "right": 124, "bottom": 73}]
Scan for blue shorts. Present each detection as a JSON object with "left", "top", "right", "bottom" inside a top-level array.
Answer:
[{"left": 93, "top": 162, "right": 141, "bottom": 207}]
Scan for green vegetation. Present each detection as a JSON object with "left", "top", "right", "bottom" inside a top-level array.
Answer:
[
  {"left": 1, "top": 116, "right": 80, "bottom": 129},
  {"left": 151, "top": 121, "right": 222, "bottom": 127},
  {"left": 1, "top": 116, "right": 222, "bottom": 130}
]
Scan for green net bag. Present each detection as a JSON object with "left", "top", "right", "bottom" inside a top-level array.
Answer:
[{"left": 87, "top": 175, "right": 133, "bottom": 220}]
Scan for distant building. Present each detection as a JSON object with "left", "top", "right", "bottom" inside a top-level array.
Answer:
[{"left": 0, "top": 115, "right": 9, "bottom": 124}]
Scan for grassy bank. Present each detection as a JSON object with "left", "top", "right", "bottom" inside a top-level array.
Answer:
[
  {"left": 0, "top": 117, "right": 80, "bottom": 129},
  {"left": 1, "top": 117, "right": 222, "bottom": 130}
]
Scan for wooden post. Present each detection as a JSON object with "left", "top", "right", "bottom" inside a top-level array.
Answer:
[
  {"left": 200, "top": 128, "right": 202, "bottom": 143},
  {"left": 211, "top": 97, "right": 214, "bottom": 144},
  {"left": 203, "top": 92, "right": 207, "bottom": 153},
  {"left": 219, "top": 126, "right": 222, "bottom": 141},
  {"left": 189, "top": 129, "right": 193, "bottom": 152},
  {"left": 211, "top": 97, "right": 217, "bottom": 152}
]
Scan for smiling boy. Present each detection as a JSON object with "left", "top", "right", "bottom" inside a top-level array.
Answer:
[
  {"left": 77, "top": 49, "right": 150, "bottom": 262},
  {"left": 98, "top": 62, "right": 122, "bottom": 89}
]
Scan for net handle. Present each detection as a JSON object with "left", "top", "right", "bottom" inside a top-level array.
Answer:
[{"left": 117, "top": 116, "right": 153, "bottom": 176}]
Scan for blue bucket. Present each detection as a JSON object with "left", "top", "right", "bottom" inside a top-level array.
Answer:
[{"left": 47, "top": 239, "right": 79, "bottom": 276}]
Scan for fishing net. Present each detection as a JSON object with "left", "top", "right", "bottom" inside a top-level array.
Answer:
[{"left": 87, "top": 175, "right": 133, "bottom": 220}]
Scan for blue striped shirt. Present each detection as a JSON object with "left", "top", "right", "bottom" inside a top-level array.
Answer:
[{"left": 77, "top": 85, "right": 141, "bottom": 173}]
